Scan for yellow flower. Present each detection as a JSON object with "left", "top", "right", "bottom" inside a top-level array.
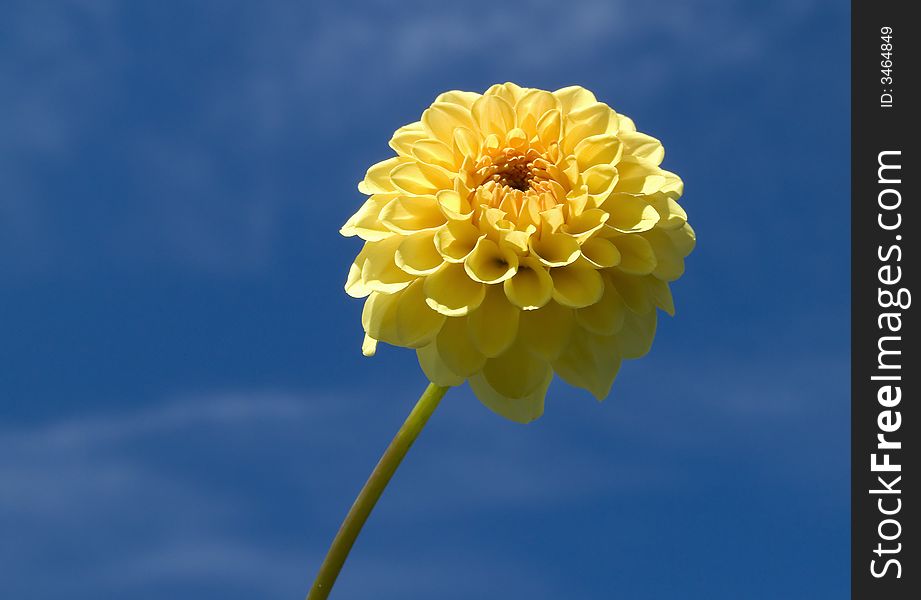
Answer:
[{"left": 342, "top": 83, "right": 694, "bottom": 423}]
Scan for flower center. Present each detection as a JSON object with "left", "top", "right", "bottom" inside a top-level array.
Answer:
[
  {"left": 495, "top": 158, "right": 532, "bottom": 192},
  {"left": 476, "top": 148, "right": 550, "bottom": 193},
  {"left": 469, "top": 146, "right": 563, "bottom": 219}
]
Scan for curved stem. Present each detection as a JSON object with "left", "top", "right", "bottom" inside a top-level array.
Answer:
[{"left": 307, "top": 382, "right": 449, "bottom": 600}]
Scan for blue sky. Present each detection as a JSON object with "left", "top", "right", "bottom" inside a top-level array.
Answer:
[{"left": 1, "top": 1, "right": 849, "bottom": 598}]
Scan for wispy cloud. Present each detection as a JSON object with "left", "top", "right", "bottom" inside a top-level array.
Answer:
[
  {"left": 0, "top": 0, "right": 121, "bottom": 271},
  {"left": 1, "top": 392, "right": 312, "bottom": 452},
  {"left": 0, "top": 388, "right": 630, "bottom": 597},
  {"left": 0, "top": 339, "right": 846, "bottom": 597}
]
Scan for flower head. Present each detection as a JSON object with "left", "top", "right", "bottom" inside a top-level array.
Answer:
[{"left": 342, "top": 83, "right": 694, "bottom": 422}]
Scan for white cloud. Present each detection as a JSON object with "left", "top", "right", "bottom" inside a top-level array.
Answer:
[
  {"left": 0, "top": 0, "right": 121, "bottom": 270},
  {"left": 0, "top": 389, "right": 605, "bottom": 597},
  {"left": 1, "top": 392, "right": 312, "bottom": 452},
  {"left": 0, "top": 348, "right": 846, "bottom": 597}
]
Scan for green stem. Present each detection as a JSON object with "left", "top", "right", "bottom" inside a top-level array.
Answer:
[{"left": 307, "top": 382, "right": 449, "bottom": 600}]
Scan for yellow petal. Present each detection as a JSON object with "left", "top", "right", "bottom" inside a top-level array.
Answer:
[
  {"left": 550, "top": 266, "right": 604, "bottom": 308},
  {"left": 345, "top": 261, "right": 365, "bottom": 298},
  {"left": 417, "top": 342, "right": 465, "bottom": 386},
  {"left": 530, "top": 232, "right": 580, "bottom": 267},
  {"left": 563, "top": 103, "right": 611, "bottom": 152},
  {"left": 361, "top": 246, "right": 414, "bottom": 293},
  {"left": 395, "top": 278, "right": 447, "bottom": 346},
  {"left": 563, "top": 208, "right": 609, "bottom": 242},
  {"left": 472, "top": 94, "right": 515, "bottom": 138},
  {"left": 611, "top": 234, "right": 657, "bottom": 275},
  {"left": 518, "top": 196, "right": 543, "bottom": 231},
  {"left": 340, "top": 194, "right": 396, "bottom": 241},
  {"left": 666, "top": 222, "right": 696, "bottom": 257},
  {"left": 614, "top": 161, "right": 666, "bottom": 195},
  {"left": 423, "top": 262, "right": 486, "bottom": 316},
  {"left": 362, "top": 334, "right": 378, "bottom": 357},
  {"left": 649, "top": 193, "right": 688, "bottom": 230},
  {"left": 467, "top": 286, "right": 520, "bottom": 357},
  {"left": 603, "top": 194, "right": 661, "bottom": 233},
  {"left": 515, "top": 89, "right": 559, "bottom": 126},
  {"left": 552, "top": 329, "right": 622, "bottom": 400},
  {"left": 619, "top": 130, "right": 665, "bottom": 165},
  {"left": 507, "top": 125, "right": 528, "bottom": 143},
  {"left": 503, "top": 256, "right": 553, "bottom": 310},
  {"left": 434, "top": 220, "right": 481, "bottom": 263},
  {"left": 575, "top": 274, "right": 626, "bottom": 335},
  {"left": 361, "top": 289, "right": 401, "bottom": 344},
  {"left": 435, "top": 316, "right": 486, "bottom": 376},
  {"left": 617, "top": 114, "right": 637, "bottom": 133},
  {"left": 483, "top": 133, "right": 501, "bottom": 152},
  {"left": 607, "top": 269, "right": 653, "bottom": 314},
  {"left": 469, "top": 366, "right": 550, "bottom": 424},
  {"left": 435, "top": 189, "right": 472, "bottom": 220},
  {"left": 500, "top": 226, "right": 535, "bottom": 254},
  {"left": 518, "top": 112, "right": 539, "bottom": 140},
  {"left": 379, "top": 195, "right": 446, "bottom": 234},
  {"left": 536, "top": 109, "right": 562, "bottom": 146},
  {"left": 480, "top": 206, "right": 511, "bottom": 236},
  {"left": 481, "top": 341, "right": 551, "bottom": 400},
  {"left": 358, "top": 157, "right": 406, "bottom": 194},
  {"left": 616, "top": 308, "right": 657, "bottom": 359},
  {"left": 582, "top": 164, "right": 619, "bottom": 198},
  {"left": 453, "top": 126, "right": 481, "bottom": 162},
  {"left": 395, "top": 231, "right": 443, "bottom": 275},
  {"left": 643, "top": 228, "right": 685, "bottom": 282},
  {"left": 644, "top": 275, "right": 675, "bottom": 316},
  {"left": 553, "top": 85, "right": 598, "bottom": 114},
  {"left": 660, "top": 169, "right": 684, "bottom": 195},
  {"left": 361, "top": 281, "right": 445, "bottom": 349},
  {"left": 566, "top": 189, "right": 591, "bottom": 214},
  {"left": 411, "top": 138, "right": 457, "bottom": 170},
  {"left": 561, "top": 155, "right": 581, "bottom": 189},
  {"left": 517, "top": 300, "right": 574, "bottom": 360},
  {"left": 580, "top": 237, "right": 621, "bottom": 268},
  {"left": 388, "top": 122, "right": 427, "bottom": 156},
  {"left": 574, "top": 133, "right": 623, "bottom": 170},
  {"left": 483, "top": 82, "right": 524, "bottom": 106},
  {"left": 434, "top": 90, "right": 481, "bottom": 108},
  {"left": 390, "top": 161, "right": 452, "bottom": 195},
  {"left": 346, "top": 237, "right": 414, "bottom": 298},
  {"left": 464, "top": 237, "right": 519, "bottom": 284},
  {"left": 422, "top": 101, "right": 478, "bottom": 144},
  {"left": 540, "top": 204, "right": 565, "bottom": 232}
]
